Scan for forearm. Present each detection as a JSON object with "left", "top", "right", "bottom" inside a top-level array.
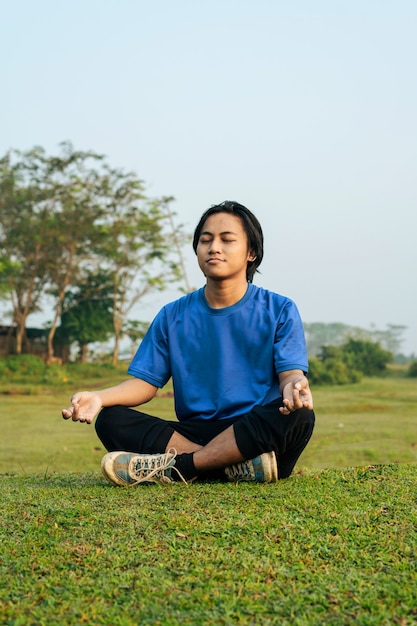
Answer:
[{"left": 96, "top": 378, "right": 158, "bottom": 408}]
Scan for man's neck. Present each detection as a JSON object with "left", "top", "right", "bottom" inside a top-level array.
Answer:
[{"left": 203, "top": 280, "right": 249, "bottom": 309}]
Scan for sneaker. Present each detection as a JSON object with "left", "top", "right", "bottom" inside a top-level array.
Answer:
[
  {"left": 101, "top": 448, "right": 187, "bottom": 486},
  {"left": 225, "top": 451, "right": 278, "bottom": 483}
]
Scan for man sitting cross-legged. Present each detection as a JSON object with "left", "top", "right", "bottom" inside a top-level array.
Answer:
[{"left": 62, "top": 201, "right": 315, "bottom": 485}]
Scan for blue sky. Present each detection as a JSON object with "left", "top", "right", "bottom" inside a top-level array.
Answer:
[{"left": 1, "top": 0, "right": 416, "bottom": 354}]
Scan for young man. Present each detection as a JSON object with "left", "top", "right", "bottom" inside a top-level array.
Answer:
[{"left": 63, "top": 201, "right": 315, "bottom": 485}]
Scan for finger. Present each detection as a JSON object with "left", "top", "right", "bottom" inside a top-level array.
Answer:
[
  {"left": 71, "top": 403, "right": 81, "bottom": 421},
  {"left": 280, "top": 398, "right": 293, "bottom": 413},
  {"left": 62, "top": 408, "right": 72, "bottom": 420},
  {"left": 289, "top": 387, "right": 302, "bottom": 410},
  {"left": 294, "top": 393, "right": 304, "bottom": 409},
  {"left": 294, "top": 381, "right": 307, "bottom": 395}
]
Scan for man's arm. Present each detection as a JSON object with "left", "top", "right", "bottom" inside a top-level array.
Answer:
[
  {"left": 62, "top": 378, "right": 158, "bottom": 424},
  {"left": 278, "top": 369, "right": 313, "bottom": 415}
]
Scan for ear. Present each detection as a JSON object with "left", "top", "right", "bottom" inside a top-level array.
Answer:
[{"left": 248, "top": 251, "right": 256, "bottom": 262}]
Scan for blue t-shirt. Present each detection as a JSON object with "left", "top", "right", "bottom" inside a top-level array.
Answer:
[{"left": 128, "top": 284, "right": 308, "bottom": 421}]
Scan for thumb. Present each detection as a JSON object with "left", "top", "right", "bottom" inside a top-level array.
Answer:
[{"left": 295, "top": 377, "right": 308, "bottom": 390}]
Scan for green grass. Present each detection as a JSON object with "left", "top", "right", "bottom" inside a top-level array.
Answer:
[
  {"left": 1, "top": 370, "right": 415, "bottom": 475},
  {"left": 1, "top": 466, "right": 416, "bottom": 625},
  {"left": 0, "top": 368, "right": 416, "bottom": 624},
  {"left": 301, "top": 375, "right": 417, "bottom": 470}
]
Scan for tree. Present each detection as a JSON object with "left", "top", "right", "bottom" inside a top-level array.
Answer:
[
  {"left": 0, "top": 143, "right": 189, "bottom": 363},
  {"left": 0, "top": 143, "right": 108, "bottom": 360},
  {"left": 39, "top": 143, "right": 106, "bottom": 361},
  {"left": 57, "top": 270, "right": 114, "bottom": 362},
  {"left": 163, "top": 198, "right": 194, "bottom": 293},
  {"left": 123, "top": 320, "right": 150, "bottom": 357},
  {"left": 309, "top": 338, "right": 393, "bottom": 385},
  {"left": 340, "top": 339, "right": 392, "bottom": 375},
  {"left": 367, "top": 324, "right": 407, "bottom": 355},
  {"left": 308, "top": 355, "right": 361, "bottom": 386},
  {"left": 304, "top": 322, "right": 358, "bottom": 357},
  {"left": 95, "top": 169, "right": 185, "bottom": 364},
  {"left": 0, "top": 148, "right": 51, "bottom": 353},
  {"left": 304, "top": 322, "right": 407, "bottom": 357}
]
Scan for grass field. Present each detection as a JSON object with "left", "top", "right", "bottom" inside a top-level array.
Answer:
[
  {"left": 1, "top": 368, "right": 416, "bottom": 624},
  {"left": 1, "top": 369, "right": 416, "bottom": 475}
]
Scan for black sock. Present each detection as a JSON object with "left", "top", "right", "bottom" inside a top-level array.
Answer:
[{"left": 173, "top": 452, "right": 197, "bottom": 481}]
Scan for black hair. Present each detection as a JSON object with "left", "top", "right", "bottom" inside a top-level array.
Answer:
[{"left": 192, "top": 201, "right": 264, "bottom": 282}]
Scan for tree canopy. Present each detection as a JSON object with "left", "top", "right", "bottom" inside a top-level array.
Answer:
[
  {"left": 0, "top": 143, "right": 188, "bottom": 362},
  {"left": 308, "top": 338, "right": 393, "bottom": 385}
]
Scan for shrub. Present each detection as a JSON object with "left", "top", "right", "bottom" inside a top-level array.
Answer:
[
  {"left": 308, "top": 356, "right": 361, "bottom": 385},
  {"left": 308, "top": 338, "right": 393, "bottom": 385},
  {"left": 407, "top": 361, "right": 417, "bottom": 377},
  {"left": 340, "top": 339, "right": 393, "bottom": 375},
  {"left": 2, "top": 355, "right": 46, "bottom": 379}
]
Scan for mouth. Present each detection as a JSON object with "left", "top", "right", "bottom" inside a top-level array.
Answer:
[{"left": 206, "top": 258, "right": 224, "bottom": 264}]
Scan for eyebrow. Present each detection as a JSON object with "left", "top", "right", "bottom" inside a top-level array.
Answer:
[{"left": 200, "top": 229, "right": 238, "bottom": 236}]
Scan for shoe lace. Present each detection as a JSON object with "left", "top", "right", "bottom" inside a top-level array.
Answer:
[
  {"left": 129, "top": 448, "right": 188, "bottom": 485},
  {"left": 226, "top": 459, "right": 254, "bottom": 480}
]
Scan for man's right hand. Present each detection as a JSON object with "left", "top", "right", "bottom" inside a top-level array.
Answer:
[{"left": 62, "top": 391, "right": 103, "bottom": 424}]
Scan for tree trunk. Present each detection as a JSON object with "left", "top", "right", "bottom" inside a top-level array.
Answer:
[
  {"left": 80, "top": 343, "right": 89, "bottom": 363},
  {"left": 112, "top": 333, "right": 119, "bottom": 366},
  {"left": 14, "top": 308, "right": 29, "bottom": 355},
  {"left": 15, "top": 324, "right": 24, "bottom": 354}
]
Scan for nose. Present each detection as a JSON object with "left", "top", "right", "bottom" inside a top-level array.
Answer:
[{"left": 208, "top": 236, "right": 221, "bottom": 254}]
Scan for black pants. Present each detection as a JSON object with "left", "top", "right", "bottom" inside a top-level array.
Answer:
[{"left": 95, "top": 399, "right": 315, "bottom": 480}]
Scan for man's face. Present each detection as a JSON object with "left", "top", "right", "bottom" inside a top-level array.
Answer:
[{"left": 196, "top": 212, "right": 255, "bottom": 282}]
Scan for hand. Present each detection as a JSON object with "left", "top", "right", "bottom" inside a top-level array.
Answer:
[
  {"left": 279, "top": 375, "right": 313, "bottom": 415},
  {"left": 62, "top": 391, "right": 102, "bottom": 424}
]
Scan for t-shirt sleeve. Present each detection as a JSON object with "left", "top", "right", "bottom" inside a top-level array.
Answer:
[
  {"left": 127, "top": 309, "right": 171, "bottom": 387},
  {"left": 274, "top": 300, "right": 309, "bottom": 374}
]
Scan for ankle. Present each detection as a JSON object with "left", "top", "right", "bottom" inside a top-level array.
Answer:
[{"left": 174, "top": 452, "right": 197, "bottom": 481}]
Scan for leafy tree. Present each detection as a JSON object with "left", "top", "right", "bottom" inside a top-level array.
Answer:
[
  {"left": 340, "top": 339, "right": 392, "bottom": 375},
  {"left": 309, "top": 339, "right": 393, "bottom": 385},
  {"left": 0, "top": 143, "right": 189, "bottom": 363},
  {"left": 39, "top": 143, "right": 106, "bottom": 361},
  {"left": 56, "top": 270, "right": 114, "bottom": 362},
  {"left": 308, "top": 354, "right": 361, "bottom": 386},
  {"left": 0, "top": 149, "right": 51, "bottom": 353},
  {"left": 95, "top": 169, "right": 185, "bottom": 364}
]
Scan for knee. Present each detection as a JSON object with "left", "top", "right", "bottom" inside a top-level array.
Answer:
[
  {"left": 296, "top": 406, "right": 315, "bottom": 427},
  {"left": 291, "top": 407, "right": 315, "bottom": 439},
  {"left": 95, "top": 406, "right": 114, "bottom": 437}
]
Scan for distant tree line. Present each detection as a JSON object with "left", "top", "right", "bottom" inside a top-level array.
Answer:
[
  {"left": 0, "top": 143, "right": 189, "bottom": 363},
  {"left": 308, "top": 338, "right": 391, "bottom": 385},
  {"left": 304, "top": 322, "right": 407, "bottom": 358},
  {"left": 305, "top": 324, "right": 417, "bottom": 384}
]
